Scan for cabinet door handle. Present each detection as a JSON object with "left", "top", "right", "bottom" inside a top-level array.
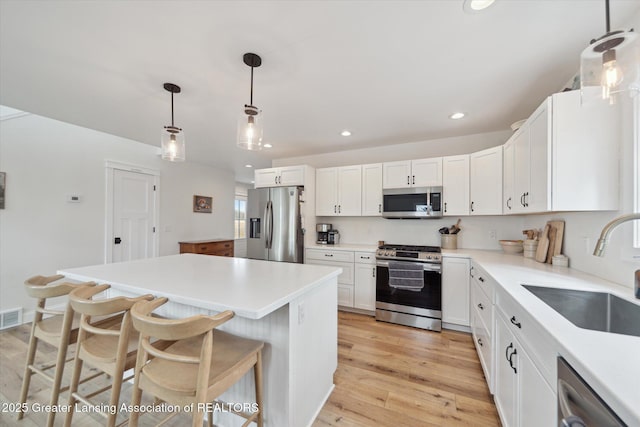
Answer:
[
  {"left": 508, "top": 347, "right": 518, "bottom": 374},
  {"left": 412, "top": 175, "right": 415, "bottom": 185},
  {"left": 444, "top": 202, "right": 447, "bottom": 213},
  {"left": 372, "top": 267, "right": 375, "bottom": 278},
  {"left": 520, "top": 193, "right": 525, "bottom": 207},
  {"left": 510, "top": 316, "right": 522, "bottom": 328},
  {"left": 334, "top": 205, "right": 337, "bottom": 213},
  {"left": 338, "top": 205, "right": 341, "bottom": 214},
  {"left": 470, "top": 266, "right": 475, "bottom": 278},
  {"left": 378, "top": 204, "right": 381, "bottom": 213},
  {"left": 477, "top": 338, "right": 483, "bottom": 347},
  {"left": 478, "top": 276, "right": 485, "bottom": 283},
  {"left": 525, "top": 192, "right": 529, "bottom": 207},
  {"left": 505, "top": 342, "right": 513, "bottom": 362},
  {"left": 470, "top": 201, "right": 475, "bottom": 212},
  {"left": 507, "top": 197, "right": 512, "bottom": 210},
  {"left": 477, "top": 303, "right": 484, "bottom": 310},
  {"left": 275, "top": 176, "right": 278, "bottom": 185},
  {"left": 407, "top": 176, "right": 410, "bottom": 185}
]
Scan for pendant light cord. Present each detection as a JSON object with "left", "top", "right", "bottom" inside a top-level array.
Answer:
[
  {"left": 250, "top": 65, "right": 254, "bottom": 105},
  {"left": 605, "top": 0, "right": 610, "bottom": 33},
  {"left": 171, "top": 91, "right": 175, "bottom": 127}
]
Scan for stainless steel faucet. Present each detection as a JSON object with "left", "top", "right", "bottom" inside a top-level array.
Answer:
[{"left": 592, "top": 213, "right": 640, "bottom": 298}]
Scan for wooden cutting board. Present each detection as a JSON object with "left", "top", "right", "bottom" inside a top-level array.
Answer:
[
  {"left": 548, "top": 220, "right": 565, "bottom": 259},
  {"left": 546, "top": 226, "right": 557, "bottom": 263},
  {"left": 536, "top": 224, "right": 550, "bottom": 263}
]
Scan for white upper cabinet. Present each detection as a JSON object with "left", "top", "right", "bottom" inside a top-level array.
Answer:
[
  {"left": 254, "top": 165, "right": 307, "bottom": 188},
  {"left": 361, "top": 163, "right": 383, "bottom": 216},
  {"left": 411, "top": 157, "right": 443, "bottom": 187},
  {"left": 316, "top": 165, "right": 362, "bottom": 216},
  {"left": 502, "top": 90, "right": 620, "bottom": 214},
  {"left": 382, "top": 158, "right": 442, "bottom": 189},
  {"left": 503, "top": 138, "right": 516, "bottom": 214},
  {"left": 551, "top": 90, "right": 620, "bottom": 211},
  {"left": 442, "top": 155, "right": 470, "bottom": 216},
  {"left": 470, "top": 146, "right": 503, "bottom": 215},
  {"left": 382, "top": 160, "right": 412, "bottom": 188}
]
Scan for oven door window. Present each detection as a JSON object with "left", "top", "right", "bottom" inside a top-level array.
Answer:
[{"left": 376, "top": 265, "right": 441, "bottom": 311}]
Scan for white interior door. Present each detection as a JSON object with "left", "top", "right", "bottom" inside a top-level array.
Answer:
[{"left": 112, "top": 169, "right": 157, "bottom": 263}]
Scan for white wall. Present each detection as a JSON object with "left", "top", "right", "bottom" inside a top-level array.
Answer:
[
  {"left": 274, "top": 112, "right": 640, "bottom": 291},
  {"left": 0, "top": 112, "right": 235, "bottom": 313}
]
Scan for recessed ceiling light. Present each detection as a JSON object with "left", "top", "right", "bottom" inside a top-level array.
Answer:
[
  {"left": 263, "top": 143, "right": 273, "bottom": 148},
  {"left": 341, "top": 130, "right": 352, "bottom": 137},
  {"left": 463, "top": 0, "right": 495, "bottom": 13},
  {"left": 450, "top": 112, "right": 465, "bottom": 120},
  {"left": 245, "top": 164, "right": 253, "bottom": 168},
  {"left": 251, "top": 180, "right": 255, "bottom": 184}
]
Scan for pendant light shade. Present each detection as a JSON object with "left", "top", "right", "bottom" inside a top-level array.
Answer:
[
  {"left": 237, "top": 53, "right": 263, "bottom": 151},
  {"left": 161, "top": 83, "right": 186, "bottom": 161},
  {"left": 580, "top": 0, "right": 639, "bottom": 104}
]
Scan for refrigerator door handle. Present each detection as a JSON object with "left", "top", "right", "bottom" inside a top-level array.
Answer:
[
  {"left": 267, "top": 200, "right": 274, "bottom": 249},
  {"left": 264, "top": 201, "right": 271, "bottom": 249}
]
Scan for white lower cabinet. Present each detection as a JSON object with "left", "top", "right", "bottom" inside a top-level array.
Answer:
[
  {"left": 495, "top": 311, "right": 555, "bottom": 427},
  {"left": 305, "top": 248, "right": 375, "bottom": 312},
  {"left": 442, "top": 257, "right": 470, "bottom": 327}
]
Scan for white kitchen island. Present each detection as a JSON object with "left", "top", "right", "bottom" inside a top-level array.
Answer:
[{"left": 59, "top": 253, "right": 341, "bottom": 427}]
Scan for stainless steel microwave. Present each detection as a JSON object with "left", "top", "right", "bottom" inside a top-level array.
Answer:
[{"left": 382, "top": 186, "right": 443, "bottom": 219}]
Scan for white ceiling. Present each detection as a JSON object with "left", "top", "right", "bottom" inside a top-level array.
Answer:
[{"left": 1, "top": 1, "right": 638, "bottom": 183}]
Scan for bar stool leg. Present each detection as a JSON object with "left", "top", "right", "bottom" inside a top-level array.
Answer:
[
  {"left": 46, "top": 304, "right": 75, "bottom": 427},
  {"left": 18, "top": 315, "right": 40, "bottom": 420},
  {"left": 255, "top": 350, "right": 264, "bottom": 427},
  {"left": 64, "top": 333, "right": 86, "bottom": 427}
]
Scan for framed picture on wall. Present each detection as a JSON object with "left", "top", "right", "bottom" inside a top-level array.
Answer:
[{"left": 193, "top": 195, "right": 212, "bottom": 213}]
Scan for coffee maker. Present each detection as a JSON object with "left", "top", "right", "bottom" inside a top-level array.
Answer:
[
  {"left": 316, "top": 223, "right": 332, "bottom": 244},
  {"left": 328, "top": 230, "right": 340, "bottom": 245}
]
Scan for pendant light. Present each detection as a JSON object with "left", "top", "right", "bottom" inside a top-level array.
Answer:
[
  {"left": 580, "top": 0, "right": 639, "bottom": 104},
  {"left": 161, "top": 83, "right": 186, "bottom": 161},
  {"left": 237, "top": 53, "right": 263, "bottom": 151}
]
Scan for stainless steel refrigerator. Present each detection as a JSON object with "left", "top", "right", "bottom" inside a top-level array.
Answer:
[{"left": 247, "top": 186, "right": 304, "bottom": 263}]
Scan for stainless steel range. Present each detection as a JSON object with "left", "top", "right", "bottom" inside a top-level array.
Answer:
[{"left": 375, "top": 244, "right": 442, "bottom": 331}]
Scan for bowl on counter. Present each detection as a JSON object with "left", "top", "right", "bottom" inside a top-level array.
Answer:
[{"left": 499, "top": 240, "right": 524, "bottom": 254}]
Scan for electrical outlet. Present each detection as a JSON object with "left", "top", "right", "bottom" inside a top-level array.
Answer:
[
  {"left": 298, "top": 301, "right": 305, "bottom": 325},
  {"left": 489, "top": 230, "right": 497, "bottom": 240}
]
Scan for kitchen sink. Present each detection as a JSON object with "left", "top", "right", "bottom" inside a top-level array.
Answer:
[{"left": 523, "top": 285, "right": 640, "bottom": 338}]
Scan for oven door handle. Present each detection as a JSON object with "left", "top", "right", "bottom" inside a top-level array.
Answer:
[{"left": 376, "top": 260, "right": 441, "bottom": 273}]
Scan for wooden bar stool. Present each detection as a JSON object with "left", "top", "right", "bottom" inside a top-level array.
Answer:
[
  {"left": 64, "top": 284, "right": 154, "bottom": 427},
  {"left": 129, "top": 297, "right": 264, "bottom": 427},
  {"left": 18, "top": 274, "right": 96, "bottom": 427}
]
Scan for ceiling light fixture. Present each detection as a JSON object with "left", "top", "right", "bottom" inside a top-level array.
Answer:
[
  {"left": 450, "top": 112, "right": 465, "bottom": 119},
  {"left": 463, "top": 0, "right": 495, "bottom": 13},
  {"left": 161, "top": 83, "right": 185, "bottom": 162},
  {"left": 580, "top": 0, "right": 639, "bottom": 104},
  {"left": 238, "top": 53, "right": 264, "bottom": 151},
  {"left": 263, "top": 143, "right": 273, "bottom": 148},
  {"left": 341, "top": 130, "right": 352, "bottom": 136},
  {"left": 245, "top": 164, "right": 253, "bottom": 168}
]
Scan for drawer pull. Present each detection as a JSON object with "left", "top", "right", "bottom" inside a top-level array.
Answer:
[
  {"left": 361, "top": 256, "right": 370, "bottom": 260},
  {"left": 470, "top": 266, "right": 475, "bottom": 278},
  {"left": 478, "top": 277, "right": 485, "bottom": 283},
  {"left": 324, "top": 254, "right": 334, "bottom": 257},
  {"left": 477, "top": 338, "right": 483, "bottom": 347},
  {"left": 200, "top": 246, "right": 208, "bottom": 250},
  {"left": 510, "top": 316, "right": 522, "bottom": 329},
  {"left": 477, "top": 303, "right": 484, "bottom": 310}
]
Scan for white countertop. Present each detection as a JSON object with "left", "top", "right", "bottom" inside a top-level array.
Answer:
[
  {"left": 306, "top": 243, "right": 377, "bottom": 252},
  {"left": 59, "top": 254, "right": 341, "bottom": 320},
  {"left": 443, "top": 248, "right": 640, "bottom": 425}
]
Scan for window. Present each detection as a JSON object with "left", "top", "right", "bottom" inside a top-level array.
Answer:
[{"left": 234, "top": 198, "right": 247, "bottom": 239}]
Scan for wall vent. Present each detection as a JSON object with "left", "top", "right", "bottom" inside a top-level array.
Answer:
[{"left": 0, "top": 308, "right": 23, "bottom": 330}]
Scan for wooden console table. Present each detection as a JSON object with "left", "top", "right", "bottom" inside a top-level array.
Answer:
[{"left": 178, "top": 239, "right": 234, "bottom": 257}]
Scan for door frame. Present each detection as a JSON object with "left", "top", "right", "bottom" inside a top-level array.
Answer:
[{"left": 104, "top": 160, "right": 160, "bottom": 263}]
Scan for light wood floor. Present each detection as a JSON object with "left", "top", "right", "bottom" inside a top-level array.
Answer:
[
  {"left": 313, "top": 311, "right": 500, "bottom": 427},
  {"left": 0, "top": 312, "right": 500, "bottom": 426}
]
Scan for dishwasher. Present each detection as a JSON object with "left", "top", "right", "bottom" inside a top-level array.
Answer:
[{"left": 557, "top": 356, "right": 626, "bottom": 426}]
